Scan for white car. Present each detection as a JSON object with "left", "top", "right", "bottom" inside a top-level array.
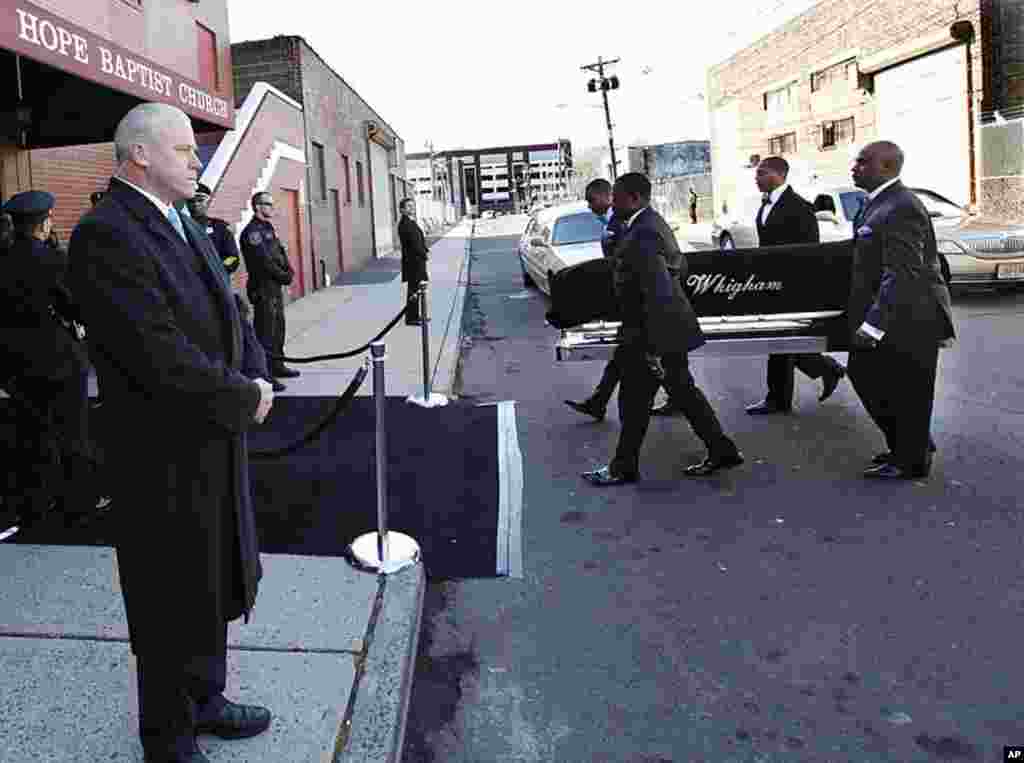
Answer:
[
  {"left": 711, "top": 186, "right": 868, "bottom": 250},
  {"left": 518, "top": 202, "right": 695, "bottom": 295}
]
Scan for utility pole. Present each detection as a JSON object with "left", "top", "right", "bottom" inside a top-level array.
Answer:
[{"left": 581, "top": 56, "right": 621, "bottom": 180}]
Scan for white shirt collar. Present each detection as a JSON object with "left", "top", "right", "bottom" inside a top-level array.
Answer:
[
  {"left": 115, "top": 176, "right": 173, "bottom": 218},
  {"left": 868, "top": 176, "right": 900, "bottom": 202},
  {"left": 768, "top": 183, "right": 789, "bottom": 204},
  {"left": 626, "top": 206, "right": 648, "bottom": 228}
]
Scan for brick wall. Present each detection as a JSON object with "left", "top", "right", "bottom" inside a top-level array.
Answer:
[
  {"left": 29, "top": 143, "right": 117, "bottom": 242},
  {"left": 707, "top": 0, "right": 1003, "bottom": 214}
]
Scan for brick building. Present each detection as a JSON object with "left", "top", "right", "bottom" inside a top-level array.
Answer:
[
  {"left": 411, "top": 141, "right": 573, "bottom": 216},
  {"left": 0, "top": 0, "right": 235, "bottom": 241},
  {"left": 707, "top": 0, "right": 1023, "bottom": 223},
  {"left": 229, "top": 36, "right": 408, "bottom": 284}
]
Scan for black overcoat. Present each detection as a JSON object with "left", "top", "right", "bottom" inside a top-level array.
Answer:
[
  {"left": 67, "top": 178, "right": 267, "bottom": 656},
  {"left": 612, "top": 206, "right": 705, "bottom": 355},
  {"left": 398, "top": 215, "right": 429, "bottom": 283},
  {"left": 0, "top": 235, "right": 85, "bottom": 382},
  {"left": 848, "top": 180, "right": 955, "bottom": 348}
]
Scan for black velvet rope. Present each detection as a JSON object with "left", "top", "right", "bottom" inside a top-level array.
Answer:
[
  {"left": 250, "top": 363, "right": 368, "bottom": 460},
  {"left": 266, "top": 292, "right": 419, "bottom": 364}
]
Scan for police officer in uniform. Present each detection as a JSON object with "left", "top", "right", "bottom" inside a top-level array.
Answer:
[
  {"left": 0, "top": 191, "right": 109, "bottom": 523},
  {"left": 240, "top": 191, "right": 298, "bottom": 392},
  {"left": 188, "top": 183, "right": 241, "bottom": 276}
]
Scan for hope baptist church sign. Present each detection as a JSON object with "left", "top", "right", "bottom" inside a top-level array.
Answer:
[{"left": 1, "top": 4, "right": 232, "bottom": 128}]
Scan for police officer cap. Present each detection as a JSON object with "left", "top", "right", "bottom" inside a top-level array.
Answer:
[
  {"left": 194, "top": 183, "right": 212, "bottom": 198},
  {"left": 3, "top": 190, "right": 55, "bottom": 217}
]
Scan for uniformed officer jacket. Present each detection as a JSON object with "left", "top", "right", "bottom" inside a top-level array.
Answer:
[
  {"left": 195, "top": 214, "right": 242, "bottom": 274},
  {"left": 240, "top": 218, "right": 293, "bottom": 300}
]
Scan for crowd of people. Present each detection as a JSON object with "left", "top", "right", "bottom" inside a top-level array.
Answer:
[{"left": 567, "top": 142, "right": 955, "bottom": 485}]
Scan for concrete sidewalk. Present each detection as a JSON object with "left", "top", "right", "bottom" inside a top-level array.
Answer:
[{"left": 0, "top": 221, "right": 475, "bottom": 762}]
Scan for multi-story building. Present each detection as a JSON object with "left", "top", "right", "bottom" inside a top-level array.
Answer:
[
  {"left": 707, "top": 0, "right": 1023, "bottom": 223},
  {"left": 411, "top": 141, "right": 573, "bottom": 216}
]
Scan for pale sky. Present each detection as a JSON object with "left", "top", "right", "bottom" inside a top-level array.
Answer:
[{"left": 228, "top": 0, "right": 821, "bottom": 156}]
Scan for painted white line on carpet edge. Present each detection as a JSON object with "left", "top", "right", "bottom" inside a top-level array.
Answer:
[{"left": 496, "top": 400, "right": 524, "bottom": 579}]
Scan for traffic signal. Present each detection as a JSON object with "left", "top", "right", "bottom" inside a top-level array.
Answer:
[{"left": 587, "top": 79, "right": 597, "bottom": 93}]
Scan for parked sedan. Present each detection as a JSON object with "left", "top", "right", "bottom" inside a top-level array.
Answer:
[
  {"left": 913, "top": 188, "right": 1024, "bottom": 289},
  {"left": 711, "top": 186, "right": 868, "bottom": 250},
  {"left": 518, "top": 202, "right": 696, "bottom": 295}
]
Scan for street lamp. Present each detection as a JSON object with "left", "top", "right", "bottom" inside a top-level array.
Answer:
[{"left": 581, "top": 55, "right": 621, "bottom": 180}]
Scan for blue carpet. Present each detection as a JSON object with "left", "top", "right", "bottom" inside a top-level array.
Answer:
[{"left": 4, "top": 397, "right": 503, "bottom": 579}]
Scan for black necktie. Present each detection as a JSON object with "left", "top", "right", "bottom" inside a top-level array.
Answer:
[{"left": 759, "top": 193, "right": 771, "bottom": 224}]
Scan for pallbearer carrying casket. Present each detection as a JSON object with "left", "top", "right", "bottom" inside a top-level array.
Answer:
[{"left": 581, "top": 173, "right": 743, "bottom": 485}]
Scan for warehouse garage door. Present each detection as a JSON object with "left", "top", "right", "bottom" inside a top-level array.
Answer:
[
  {"left": 369, "top": 140, "right": 394, "bottom": 257},
  {"left": 875, "top": 45, "right": 970, "bottom": 207}
]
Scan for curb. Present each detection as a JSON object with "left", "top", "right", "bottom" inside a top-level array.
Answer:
[
  {"left": 432, "top": 224, "right": 474, "bottom": 397},
  {"left": 334, "top": 562, "right": 426, "bottom": 763}
]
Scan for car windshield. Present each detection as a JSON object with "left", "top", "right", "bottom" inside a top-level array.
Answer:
[
  {"left": 552, "top": 212, "right": 606, "bottom": 245},
  {"left": 913, "top": 190, "right": 965, "bottom": 219},
  {"left": 839, "top": 191, "right": 867, "bottom": 221}
]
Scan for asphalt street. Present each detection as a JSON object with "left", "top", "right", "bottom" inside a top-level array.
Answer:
[{"left": 403, "top": 214, "right": 1024, "bottom": 763}]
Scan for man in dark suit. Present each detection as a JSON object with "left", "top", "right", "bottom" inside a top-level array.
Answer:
[
  {"left": 564, "top": 178, "right": 627, "bottom": 420},
  {"left": 582, "top": 173, "right": 742, "bottom": 485},
  {"left": 398, "top": 198, "right": 429, "bottom": 326},
  {"left": 847, "top": 141, "right": 954, "bottom": 480},
  {"left": 68, "top": 103, "right": 276, "bottom": 763},
  {"left": 745, "top": 156, "right": 846, "bottom": 415}
]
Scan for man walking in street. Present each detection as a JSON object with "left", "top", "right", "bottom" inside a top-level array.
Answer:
[
  {"left": 68, "top": 102, "right": 276, "bottom": 763},
  {"left": 847, "top": 141, "right": 954, "bottom": 480},
  {"left": 241, "top": 191, "right": 299, "bottom": 391},
  {"left": 582, "top": 173, "right": 742, "bottom": 485},
  {"left": 744, "top": 156, "right": 846, "bottom": 415},
  {"left": 689, "top": 186, "right": 698, "bottom": 224},
  {"left": 398, "top": 198, "right": 429, "bottom": 326}
]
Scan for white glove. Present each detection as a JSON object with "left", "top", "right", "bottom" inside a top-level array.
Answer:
[{"left": 254, "top": 378, "right": 274, "bottom": 423}]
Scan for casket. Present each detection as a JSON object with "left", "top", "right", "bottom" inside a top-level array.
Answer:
[{"left": 553, "top": 240, "right": 855, "bottom": 360}]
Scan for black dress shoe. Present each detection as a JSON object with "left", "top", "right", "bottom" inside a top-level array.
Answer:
[
  {"left": 819, "top": 364, "right": 846, "bottom": 402},
  {"left": 650, "top": 402, "right": 684, "bottom": 417},
  {"left": 745, "top": 400, "right": 788, "bottom": 415},
  {"left": 863, "top": 462, "right": 930, "bottom": 480},
  {"left": 273, "top": 366, "right": 301, "bottom": 378},
  {"left": 871, "top": 443, "right": 937, "bottom": 465},
  {"left": 564, "top": 399, "right": 606, "bottom": 421},
  {"left": 270, "top": 379, "right": 287, "bottom": 392},
  {"left": 581, "top": 465, "right": 639, "bottom": 486},
  {"left": 195, "top": 698, "right": 272, "bottom": 739},
  {"left": 684, "top": 451, "right": 745, "bottom": 477}
]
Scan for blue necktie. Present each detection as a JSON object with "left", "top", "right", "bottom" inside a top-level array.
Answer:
[{"left": 167, "top": 205, "right": 187, "bottom": 242}]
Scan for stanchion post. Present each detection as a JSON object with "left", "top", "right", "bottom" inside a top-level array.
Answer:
[
  {"left": 420, "top": 283, "right": 430, "bottom": 401},
  {"left": 372, "top": 342, "right": 388, "bottom": 565},
  {"left": 349, "top": 343, "right": 421, "bottom": 574}
]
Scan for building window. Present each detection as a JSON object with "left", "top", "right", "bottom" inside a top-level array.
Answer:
[
  {"left": 820, "top": 117, "right": 855, "bottom": 149},
  {"left": 196, "top": 23, "right": 218, "bottom": 92},
  {"left": 312, "top": 142, "right": 326, "bottom": 201},
  {"left": 340, "top": 154, "right": 351, "bottom": 205},
  {"left": 356, "top": 160, "right": 365, "bottom": 207},
  {"left": 987, "top": 0, "right": 1024, "bottom": 121},
  {"left": 768, "top": 132, "right": 797, "bottom": 155},
  {"left": 811, "top": 59, "right": 856, "bottom": 92},
  {"left": 763, "top": 84, "right": 795, "bottom": 117}
]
